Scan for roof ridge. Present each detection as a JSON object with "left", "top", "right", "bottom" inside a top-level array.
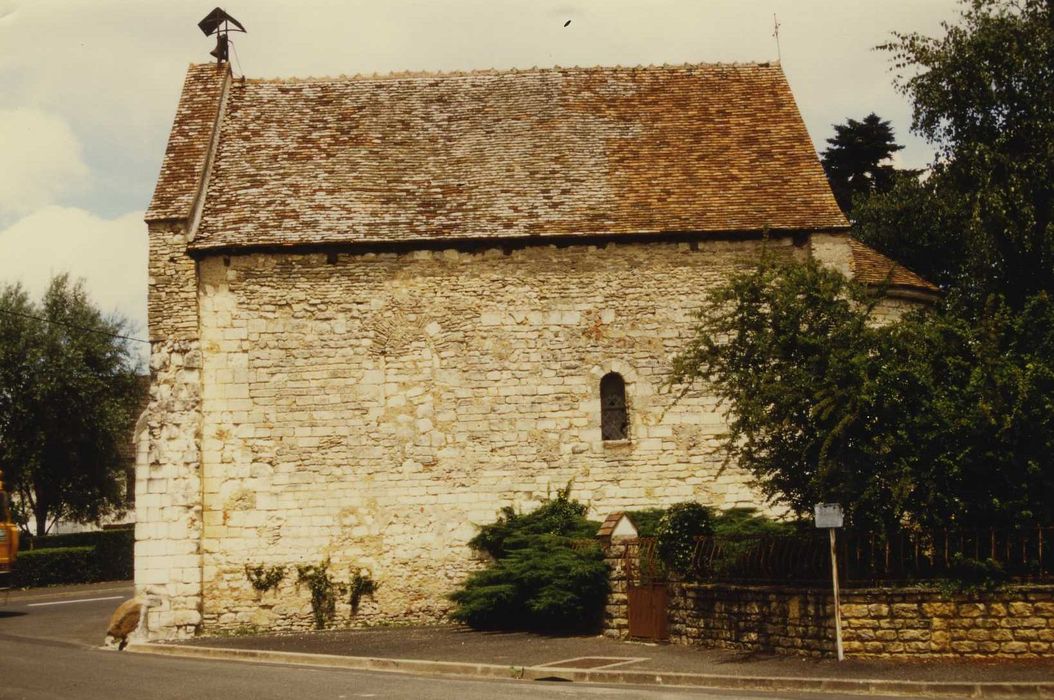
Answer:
[{"left": 216, "top": 60, "right": 781, "bottom": 84}]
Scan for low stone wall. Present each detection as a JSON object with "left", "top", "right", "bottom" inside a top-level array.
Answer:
[
  {"left": 668, "top": 583, "right": 834, "bottom": 656},
  {"left": 840, "top": 587, "right": 1054, "bottom": 657},
  {"left": 602, "top": 539, "right": 1054, "bottom": 658}
]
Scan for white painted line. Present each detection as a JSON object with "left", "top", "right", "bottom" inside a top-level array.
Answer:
[
  {"left": 538, "top": 655, "right": 650, "bottom": 669},
  {"left": 26, "top": 595, "right": 125, "bottom": 607},
  {"left": 588, "top": 657, "right": 650, "bottom": 669}
]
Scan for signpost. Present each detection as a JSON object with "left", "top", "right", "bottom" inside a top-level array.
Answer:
[{"left": 814, "top": 503, "right": 844, "bottom": 661}]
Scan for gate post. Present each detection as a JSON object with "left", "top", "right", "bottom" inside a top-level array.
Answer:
[{"left": 597, "top": 512, "right": 639, "bottom": 639}]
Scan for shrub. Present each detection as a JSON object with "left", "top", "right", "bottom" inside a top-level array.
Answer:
[
  {"left": 348, "top": 569, "right": 378, "bottom": 614},
  {"left": 245, "top": 564, "right": 286, "bottom": 593},
  {"left": 13, "top": 528, "right": 133, "bottom": 587},
  {"left": 24, "top": 526, "right": 133, "bottom": 551},
  {"left": 943, "top": 554, "right": 1009, "bottom": 593},
  {"left": 450, "top": 488, "right": 609, "bottom": 633},
  {"left": 655, "top": 502, "right": 713, "bottom": 576},
  {"left": 468, "top": 485, "right": 598, "bottom": 559},
  {"left": 13, "top": 547, "right": 93, "bottom": 587},
  {"left": 712, "top": 508, "right": 797, "bottom": 538},
  {"left": 450, "top": 535, "right": 608, "bottom": 632}
]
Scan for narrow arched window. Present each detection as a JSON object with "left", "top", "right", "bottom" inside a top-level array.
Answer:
[{"left": 600, "top": 372, "right": 628, "bottom": 441}]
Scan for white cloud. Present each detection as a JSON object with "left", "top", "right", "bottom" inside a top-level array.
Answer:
[
  {"left": 0, "top": 109, "right": 88, "bottom": 218},
  {"left": 0, "top": 206, "right": 147, "bottom": 348}
]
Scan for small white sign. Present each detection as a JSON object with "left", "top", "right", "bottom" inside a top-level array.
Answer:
[{"left": 814, "top": 503, "right": 844, "bottom": 529}]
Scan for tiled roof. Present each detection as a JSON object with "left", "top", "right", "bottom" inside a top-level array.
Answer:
[
  {"left": 156, "top": 62, "right": 848, "bottom": 249},
  {"left": 850, "top": 239, "right": 938, "bottom": 294},
  {"left": 145, "top": 63, "right": 229, "bottom": 222}
]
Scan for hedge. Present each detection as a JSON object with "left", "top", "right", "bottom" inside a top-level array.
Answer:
[
  {"left": 12, "top": 547, "right": 95, "bottom": 587},
  {"left": 13, "top": 528, "right": 134, "bottom": 587},
  {"left": 90, "top": 530, "right": 134, "bottom": 581},
  {"left": 23, "top": 527, "right": 133, "bottom": 552}
]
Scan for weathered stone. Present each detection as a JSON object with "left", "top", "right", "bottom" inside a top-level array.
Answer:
[
  {"left": 891, "top": 603, "right": 919, "bottom": 618},
  {"left": 922, "top": 602, "right": 955, "bottom": 617},
  {"left": 1009, "top": 602, "right": 1034, "bottom": 617},
  {"left": 152, "top": 237, "right": 817, "bottom": 637}
]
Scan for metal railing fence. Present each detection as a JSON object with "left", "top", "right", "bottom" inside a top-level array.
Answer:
[{"left": 628, "top": 527, "right": 1054, "bottom": 587}]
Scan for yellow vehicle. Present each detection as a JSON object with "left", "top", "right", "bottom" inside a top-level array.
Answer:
[{"left": 0, "top": 469, "right": 18, "bottom": 590}]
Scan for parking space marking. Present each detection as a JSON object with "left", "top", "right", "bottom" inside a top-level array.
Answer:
[{"left": 537, "top": 656, "right": 649, "bottom": 669}]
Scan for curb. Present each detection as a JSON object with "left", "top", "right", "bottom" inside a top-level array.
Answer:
[{"left": 127, "top": 643, "right": 1054, "bottom": 698}]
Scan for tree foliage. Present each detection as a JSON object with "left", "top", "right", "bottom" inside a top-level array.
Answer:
[
  {"left": 0, "top": 275, "right": 142, "bottom": 535},
  {"left": 671, "top": 0, "right": 1054, "bottom": 531},
  {"left": 671, "top": 256, "right": 1054, "bottom": 530},
  {"left": 852, "top": 175, "right": 971, "bottom": 292},
  {"left": 449, "top": 487, "right": 609, "bottom": 632},
  {"left": 820, "top": 113, "right": 906, "bottom": 215},
  {"left": 654, "top": 502, "right": 713, "bottom": 576},
  {"left": 861, "top": 0, "right": 1054, "bottom": 308}
]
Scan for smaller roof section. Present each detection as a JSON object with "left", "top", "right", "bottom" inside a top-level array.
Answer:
[{"left": 850, "top": 239, "right": 939, "bottom": 296}]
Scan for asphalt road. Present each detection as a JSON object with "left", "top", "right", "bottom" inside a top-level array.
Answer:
[{"left": 0, "top": 583, "right": 921, "bottom": 700}]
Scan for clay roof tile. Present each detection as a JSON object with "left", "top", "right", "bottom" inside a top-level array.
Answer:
[
  {"left": 849, "top": 239, "right": 939, "bottom": 294},
  {"left": 149, "top": 62, "right": 848, "bottom": 248},
  {"left": 145, "top": 63, "right": 230, "bottom": 222}
]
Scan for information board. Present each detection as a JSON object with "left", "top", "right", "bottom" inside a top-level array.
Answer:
[{"left": 814, "top": 503, "right": 844, "bottom": 529}]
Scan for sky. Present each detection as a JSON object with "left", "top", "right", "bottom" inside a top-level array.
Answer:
[{"left": 0, "top": 0, "right": 961, "bottom": 362}]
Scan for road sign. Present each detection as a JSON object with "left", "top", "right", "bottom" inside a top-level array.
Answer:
[
  {"left": 814, "top": 502, "right": 845, "bottom": 661},
  {"left": 814, "top": 503, "right": 844, "bottom": 529}
]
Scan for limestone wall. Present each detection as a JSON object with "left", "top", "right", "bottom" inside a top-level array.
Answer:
[
  {"left": 668, "top": 583, "right": 835, "bottom": 656},
  {"left": 808, "top": 232, "right": 853, "bottom": 278},
  {"left": 147, "top": 222, "right": 199, "bottom": 342},
  {"left": 192, "top": 238, "right": 796, "bottom": 634},
  {"left": 871, "top": 295, "right": 924, "bottom": 324},
  {"left": 136, "top": 222, "right": 204, "bottom": 640}
]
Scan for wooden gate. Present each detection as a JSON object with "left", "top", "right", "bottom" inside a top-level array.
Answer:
[
  {"left": 626, "top": 538, "right": 669, "bottom": 641},
  {"left": 627, "top": 582, "right": 668, "bottom": 640}
]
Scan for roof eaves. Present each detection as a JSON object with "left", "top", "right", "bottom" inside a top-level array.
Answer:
[{"left": 185, "top": 225, "right": 853, "bottom": 257}]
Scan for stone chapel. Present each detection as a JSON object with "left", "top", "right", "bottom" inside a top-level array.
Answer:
[{"left": 137, "top": 61, "right": 936, "bottom": 639}]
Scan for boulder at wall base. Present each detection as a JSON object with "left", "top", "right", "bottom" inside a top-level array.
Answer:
[{"left": 105, "top": 598, "right": 143, "bottom": 650}]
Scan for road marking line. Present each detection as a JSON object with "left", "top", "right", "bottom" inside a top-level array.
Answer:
[
  {"left": 26, "top": 595, "right": 125, "bottom": 607},
  {"left": 538, "top": 655, "right": 649, "bottom": 669}
]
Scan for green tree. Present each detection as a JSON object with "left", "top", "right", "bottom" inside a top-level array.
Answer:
[
  {"left": 820, "top": 113, "right": 906, "bottom": 215},
  {"left": 0, "top": 275, "right": 143, "bottom": 535},
  {"left": 671, "top": 0, "right": 1054, "bottom": 533},
  {"left": 670, "top": 256, "right": 1054, "bottom": 530},
  {"left": 867, "top": 0, "right": 1054, "bottom": 308},
  {"left": 852, "top": 174, "right": 970, "bottom": 293}
]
